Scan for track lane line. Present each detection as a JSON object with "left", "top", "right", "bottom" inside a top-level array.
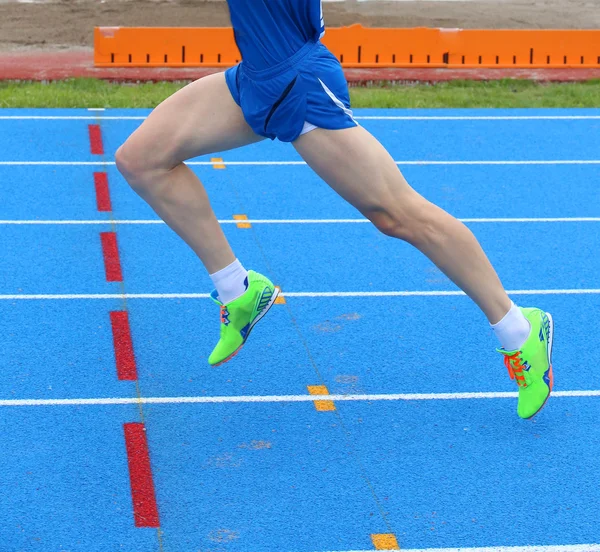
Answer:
[
  {"left": 1, "top": 389, "right": 599, "bottom": 407},
  {"left": 3, "top": 115, "right": 600, "bottom": 121},
  {"left": 2, "top": 288, "right": 600, "bottom": 300},
  {"left": 0, "top": 217, "right": 599, "bottom": 225},
  {"left": 318, "top": 546, "right": 600, "bottom": 552},
  {"left": 3, "top": 160, "right": 600, "bottom": 166}
]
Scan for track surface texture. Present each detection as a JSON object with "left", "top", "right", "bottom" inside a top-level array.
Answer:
[{"left": 1, "top": 108, "right": 599, "bottom": 551}]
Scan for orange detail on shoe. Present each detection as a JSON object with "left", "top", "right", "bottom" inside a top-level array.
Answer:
[
  {"left": 504, "top": 352, "right": 528, "bottom": 388},
  {"left": 220, "top": 305, "right": 229, "bottom": 325},
  {"left": 213, "top": 346, "right": 243, "bottom": 367}
]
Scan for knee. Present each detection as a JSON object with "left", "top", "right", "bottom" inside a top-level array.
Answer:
[
  {"left": 115, "top": 140, "right": 166, "bottom": 196},
  {"left": 115, "top": 141, "right": 145, "bottom": 183},
  {"left": 367, "top": 208, "right": 413, "bottom": 241},
  {"left": 366, "top": 200, "right": 441, "bottom": 246},
  {"left": 364, "top": 208, "right": 395, "bottom": 236}
]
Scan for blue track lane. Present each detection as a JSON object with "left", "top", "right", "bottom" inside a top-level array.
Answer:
[
  {"left": 0, "top": 406, "right": 158, "bottom": 552},
  {"left": 0, "top": 167, "right": 110, "bottom": 220},
  {"left": 0, "top": 300, "right": 131, "bottom": 399},
  {"left": 1, "top": 108, "right": 599, "bottom": 551},
  {"left": 112, "top": 221, "right": 600, "bottom": 293},
  {"left": 106, "top": 164, "right": 600, "bottom": 221}
]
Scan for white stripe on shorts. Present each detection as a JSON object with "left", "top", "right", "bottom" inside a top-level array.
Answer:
[
  {"left": 318, "top": 78, "right": 357, "bottom": 123},
  {"left": 300, "top": 121, "right": 319, "bottom": 136}
]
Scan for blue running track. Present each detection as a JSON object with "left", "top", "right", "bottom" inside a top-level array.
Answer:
[{"left": 1, "top": 108, "right": 600, "bottom": 552}]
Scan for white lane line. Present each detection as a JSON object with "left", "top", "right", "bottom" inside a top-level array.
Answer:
[
  {"left": 459, "top": 217, "right": 600, "bottom": 223},
  {"left": 0, "top": 116, "right": 148, "bottom": 120},
  {"left": 0, "top": 217, "right": 599, "bottom": 225},
  {"left": 1, "top": 289, "right": 600, "bottom": 300},
  {"left": 2, "top": 115, "right": 600, "bottom": 121},
  {"left": 323, "top": 546, "right": 600, "bottom": 552},
  {"left": 359, "top": 116, "right": 600, "bottom": 121},
  {"left": 0, "top": 220, "right": 164, "bottom": 225},
  {"left": 2, "top": 160, "right": 600, "bottom": 167},
  {"left": 1, "top": 389, "right": 599, "bottom": 407}
]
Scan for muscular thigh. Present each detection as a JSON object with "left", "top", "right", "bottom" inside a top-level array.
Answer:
[
  {"left": 293, "top": 125, "right": 418, "bottom": 215},
  {"left": 123, "top": 72, "right": 263, "bottom": 168}
]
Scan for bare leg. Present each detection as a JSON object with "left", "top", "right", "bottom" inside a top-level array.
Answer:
[
  {"left": 293, "top": 126, "right": 511, "bottom": 324},
  {"left": 115, "top": 72, "right": 263, "bottom": 273}
]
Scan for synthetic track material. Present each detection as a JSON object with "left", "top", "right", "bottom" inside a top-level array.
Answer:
[{"left": 1, "top": 108, "right": 599, "bottom": 551}]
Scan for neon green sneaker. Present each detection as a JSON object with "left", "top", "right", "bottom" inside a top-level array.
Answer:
[
  {"left": 208, "top": 270, "right": 279, "bottom": 366},
  {"left": 498, "top": 307, "right": 554, "bottom": 419}
]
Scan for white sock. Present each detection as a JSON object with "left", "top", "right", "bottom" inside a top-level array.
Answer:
[
  {"left": 209, "top": 259, "right": 248, "bottom": 305},
  {"left": 491, "top": 301, "right": 531, "bottom": 351}
]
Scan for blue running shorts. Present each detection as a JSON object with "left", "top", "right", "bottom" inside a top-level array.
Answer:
[{"left": 225, "top": 40, "right": 357, "bottom": 143}]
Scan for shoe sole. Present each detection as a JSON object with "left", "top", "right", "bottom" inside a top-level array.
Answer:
[
  {"left": 524, "top": 311, "right": 554, "bottom": 420},
  {"left": 211, "top": 286, "right": 281, "bottom": 367}
]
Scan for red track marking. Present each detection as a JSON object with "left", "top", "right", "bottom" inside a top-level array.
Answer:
[
  {"left": 123, "top": 423, "right": 160, "bottom": 528},
  {"left": 94, "top": 172, "right": 112, "bottom": 212},
  {"left": 100, "top": 232, "right": 123, "bottom": 282},
  {"left": 110, "top": 311, "right": 137, "bottom": 380},
  {"left": 88, "top": 124, "right": 104, "bottom": 155}
]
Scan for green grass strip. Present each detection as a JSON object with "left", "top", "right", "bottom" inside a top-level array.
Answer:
[{"left": 1, "top": 78, "right": 600, "bottom": 108}]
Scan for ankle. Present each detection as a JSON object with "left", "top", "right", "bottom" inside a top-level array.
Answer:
[
  {"left": 210, "top": 259, "right": 249, "bottom": 304},
  {"left": 491, "top": 302, "right": 531, "bottom": 351}
]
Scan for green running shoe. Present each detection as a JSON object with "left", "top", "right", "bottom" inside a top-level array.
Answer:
[
  {"left": 208, "top": 270, "right": 279, "bottom": 366},
  {"left": 498, "top": 307, "right": 554, "bottom": 419}
]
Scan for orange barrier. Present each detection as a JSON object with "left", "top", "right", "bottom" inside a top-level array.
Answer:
[{"left": 94, "top": 25, "right": 600, "bottom": 69}]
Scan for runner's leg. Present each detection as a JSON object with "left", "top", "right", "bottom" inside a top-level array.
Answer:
[
  {"left": 115, "top": 72, "right": 263, "bottom": 274},
  {"left": 116, "top": 72, "right": 279, "bottom": 366},
  {"left": 293, "top": 125, "right": 512, "bottom": 324}
]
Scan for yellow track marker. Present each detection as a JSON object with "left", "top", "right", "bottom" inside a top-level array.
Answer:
[
  {"left": 371, "top": 534, "right": 399, "bottom": 550},
  {"left": 233, "top": 214, "right": 251, "bottom": 229},
  {"left": 274, "top": 292, "right": 286, "bottom": 305},
  {"left": 211, "top": 157, "right": 226, "bottom": 169},
  {"left": 307, "top": 385, "right": 336, "bottom": 411}
]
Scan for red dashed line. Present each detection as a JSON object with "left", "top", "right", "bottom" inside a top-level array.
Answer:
[
  {"left": 100, "top": 232, "right": 123, "bottom": 282},
  {"left": 94, "top": 172, "right": 112, "bottom": 212},
  {"left": 88, "top": 124, "right": 104, "bottom": 155},
  {"left": 89, "top": 124, "right": 155, "bottom": 532},
  {"left": 123, "top": 423, "right": 160, "bottom": 528},
  {"left": 110, "top": 311, "right": 138, "bottom": 381}
]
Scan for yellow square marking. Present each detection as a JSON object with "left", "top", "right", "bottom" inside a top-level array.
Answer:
[
  {"left": 371, "top": 534, "right": 399, "bottom": 550},
  {"left": 233, "top": 214, "right": 251, "bottom": 229},
  {"left": 307, "top": 385, "right": 336, "bottom": 411},
  {"left": 211, "top": 157, "right": 226, "bottom": 169}
]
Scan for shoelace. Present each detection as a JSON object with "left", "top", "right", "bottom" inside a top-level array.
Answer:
[
  {"left": 504, "top": 352, "right": 528, "bottom": 388},
  {"left": 220, "top": 305, "right": 228, "bottom": 325}
]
